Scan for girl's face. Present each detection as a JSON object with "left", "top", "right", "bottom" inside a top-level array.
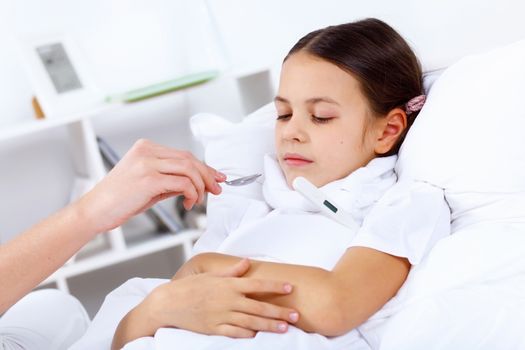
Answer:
[{"left": 275, "top": 52, "right": 383, "bottom": 188}]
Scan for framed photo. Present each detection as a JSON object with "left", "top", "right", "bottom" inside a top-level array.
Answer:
[{"left": 18, "top": 34, "right": 104, "bottom": 118}]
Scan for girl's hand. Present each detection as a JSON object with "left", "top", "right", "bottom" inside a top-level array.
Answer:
[
  {"left": 149, "top": 259, "right": 298, "bottom": 337},
  {"left": 76, "top": 139, "right": 225, "bottom": 234},
  {"left": 171, "top": 252, "right": 212, "bottom": 280},
  {"left": 112, "top": 260, "right": 299, "bottom": 349}
]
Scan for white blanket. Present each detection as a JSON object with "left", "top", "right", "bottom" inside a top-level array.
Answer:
[
  {"left": 69, "top": 277, "right": 371, "bottom": 350},
  {"left": 71, "top": 222, "right": 525, "bottom": 349},
  {"left": 376, "top": 222, "right": 525, "bottom": 349}
]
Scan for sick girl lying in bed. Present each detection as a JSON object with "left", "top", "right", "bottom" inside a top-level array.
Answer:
[{"left": 72, "top": 18, "right": 450, "bottom": 350}]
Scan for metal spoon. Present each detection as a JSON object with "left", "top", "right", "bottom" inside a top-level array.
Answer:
[{"left": 224, "top": 174, "right": 262, "bottom": 186}]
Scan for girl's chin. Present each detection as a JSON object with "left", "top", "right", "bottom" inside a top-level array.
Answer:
[
  {"left": 287, "top": 175, "right": 333, "bottom": 189},
  {"left": 284, "top": 175, "right": 296, "bottom": 189},
  {"left": 286, "top": 175, "right": 313, "bottom": 189}
]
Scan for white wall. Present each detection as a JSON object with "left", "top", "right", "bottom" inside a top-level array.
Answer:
[
  {"left": 2, "top": 0, "right": 525, "bottom": 125},
  {"left": 208, "top": 0, "right": 525, "bottom": 72}
]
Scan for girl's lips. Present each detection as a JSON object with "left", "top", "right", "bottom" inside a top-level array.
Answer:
[{"left": 283, "top": 153, "right": 313, "bottom": 167}]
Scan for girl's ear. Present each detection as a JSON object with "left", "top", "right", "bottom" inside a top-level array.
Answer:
[{"left": 373, "top": 108, "right": 407, "bottom": 155}]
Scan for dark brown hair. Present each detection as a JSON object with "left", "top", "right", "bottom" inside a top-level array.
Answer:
[{"left": 284, "top": 18, "right": 423, "bottom": 156}]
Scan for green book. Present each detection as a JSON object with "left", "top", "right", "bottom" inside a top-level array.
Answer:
[{"left": 106, "top": 70, "right": 219, "bottom": 103}]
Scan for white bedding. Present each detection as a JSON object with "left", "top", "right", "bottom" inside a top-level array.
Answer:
[
  {"left": 127, "top": 324, "right": 370, "bottom": 350},
  {"left": 70, "top": 222, "right": 525, "bottom": 349},
  {"left": 377, "top": 222, "right": 525, "bottom": 349},
  {"left": 70, "top": 277, "right": 371, "bottom": 350}
]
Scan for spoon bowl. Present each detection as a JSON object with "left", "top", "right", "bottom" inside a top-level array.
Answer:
[{"left": 224, "top": 174, "right": 262, "bottom": 186}]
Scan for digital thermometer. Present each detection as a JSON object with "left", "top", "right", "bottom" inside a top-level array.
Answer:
[{"left": 292, "top": 176, "right": 359, "bottom": 231}]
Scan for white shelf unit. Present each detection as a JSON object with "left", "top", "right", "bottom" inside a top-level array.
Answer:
[{"left": 0, "top": 105, "right": 203, "bottom": 294}]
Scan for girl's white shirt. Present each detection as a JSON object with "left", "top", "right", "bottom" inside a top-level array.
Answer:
[{"left": 194, "top": 154, "right": 449, "bottom": 268}]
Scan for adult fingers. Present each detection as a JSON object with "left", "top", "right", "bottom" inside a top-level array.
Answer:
[
  {"left": 154, "top": 175, "right": 199, "bottom": 210},
  {"left": 235, "top": 298, "right": 299, "bottom": 325},
  {"left": 193, "top": 161, "right": 224, "bottom": 195},
  {"left": 151, "top": 145, "right": 225, "bottom": 194},
  {"left": 156, "top": 158, "right": 206, "bottom": 203},
  {"left": 138, "top": 192, "right": 179, "bottom": 213},
  {"left": 215, "top": 324, "right": 256, "bottom": 339},
  {"left": 228, "top": 312, "right": 289, "bottom": 334},
  {"left": 216, "top": 258, "right": 251, "bottom": 278}
]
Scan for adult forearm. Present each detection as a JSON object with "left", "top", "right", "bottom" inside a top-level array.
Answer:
[{"left": 0, "top": 202, "right": 96, "bottom": 313}]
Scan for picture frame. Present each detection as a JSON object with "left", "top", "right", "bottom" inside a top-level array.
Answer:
[{"left": 17, "top": 33, "right": 104, "bottom": 118}]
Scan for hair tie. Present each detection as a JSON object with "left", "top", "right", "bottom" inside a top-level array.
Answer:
[{"left": 405, "top": 95, "right": 426, "bottom": 115}]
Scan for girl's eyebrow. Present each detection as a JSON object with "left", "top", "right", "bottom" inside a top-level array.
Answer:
[
  {"left": 274, "top": 95, "right": 340, "bottom": 106},
  {"left": 306, "top": 97, "right": 340, "bottom": 106},
  {"left": 274, "top": 95, "right": 289, "bottom": 103}
]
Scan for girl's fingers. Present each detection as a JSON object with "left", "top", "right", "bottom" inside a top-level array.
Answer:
[
  {"left": 235, "top": 298, "right": 299, "bottom": 324},
  {"left": 215, "top": 324, "right": 256, "bottom": 339},
  {"left": 234, "top": 278, "right": 293, "bottom": 295},
  {"left": 216, "top": 258, "right": 251, "bottom": 278},
  {"left": 228, "top": 312, "right": 289, "bottom": 334}
]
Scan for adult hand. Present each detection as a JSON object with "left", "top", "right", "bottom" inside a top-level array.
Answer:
[
  {"left": 76, "top": 139, "right": 225, "bottom": 234},
  {"left": 1, "top": 139, "right": 224, "bottom": 313},
  {"left": 112, "top": 260, "right": 299, "bottom": 349}
]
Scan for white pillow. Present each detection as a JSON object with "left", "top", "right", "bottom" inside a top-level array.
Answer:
[
  {"left": 397, "top": 39, "right": 525, "bottom": 193},
  {"left": 190, "top": 103, "right": 276, "bottom": 200},
  {"left": 396, "top": 39, "right": 525, "bottom": 232}
]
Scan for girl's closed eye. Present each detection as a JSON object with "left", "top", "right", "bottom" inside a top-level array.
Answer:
[
  {"left": 277, "top": 113, "right": 292, "bottom": 121},
  {"left": 311, "top": 115, "right": 334, "bottom": 124}
]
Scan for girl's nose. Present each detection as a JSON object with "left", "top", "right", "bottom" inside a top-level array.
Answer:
[{"left": 281, "top": 114, "right": 307, "bottom": 142}]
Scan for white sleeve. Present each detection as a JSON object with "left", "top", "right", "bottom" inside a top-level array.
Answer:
[
  {"left": 349, "top": 180, "right": 451, "bottom": 265},
  {"left": 191, "top": 193, "right": 270, "bottom": 256}
]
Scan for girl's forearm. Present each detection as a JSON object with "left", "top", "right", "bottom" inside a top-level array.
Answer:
[
  {"left": 190, "top": 251, "right": 409, "bottom": 336},
  {"left": 189, "top": 253, "right": 348, "bottom": 335},
  {"left": 112, "top": 301, "right": 159, "bottom": 350}
]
